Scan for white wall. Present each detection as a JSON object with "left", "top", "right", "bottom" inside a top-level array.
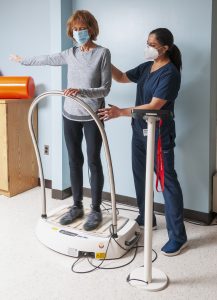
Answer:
[{"left": 0, "top": 0, "right": 52, "bottom": 179}]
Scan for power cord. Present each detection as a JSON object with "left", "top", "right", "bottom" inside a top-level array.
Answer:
[
  {"left": 126, "top": 248, "right": 158, "bottom": 285},
  {"left": 71, "top": 236, "right": 112, "bottom": 274},
  {"left": 86, "top": 241, "right": 138, "bottom": 270},
  {"left": 71, "top": 225, "right": 157, "bottom": 274},
  {"left": 102, "top": 200, "right": 139, "bottom": 214},
  {"left": 126, "top": 276, "right": 149, "bottom": 284}
]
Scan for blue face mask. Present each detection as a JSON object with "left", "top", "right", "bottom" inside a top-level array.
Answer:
[{"left": 73, "top": 29, "right": 90, "bottom": 46}]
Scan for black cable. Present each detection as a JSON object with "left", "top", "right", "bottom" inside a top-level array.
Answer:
[
  {"left": 126, "top": 276, "right": 148, "bottom": 284},
  {"left": 86, "top": 239, "right": 157, "bottom": 271},
  {"left": 101, "top": 201, "right": 120, "bottom": 215},
  {"left": 112, "top": 235, "right": 129, "bottom": 251},
  {"left": 100, "top": 202, "right": 111, "bottom": 214},
  {"left": 126, "top": 248, "right": 158, "bottom": 284},
  {"left": 71, "top": 234, "right": 137, "bottom": 273},
  {"left": 71, "top": 231, "right": 158, "bottom": 274},
  {"left": 87, "top": 243, "right": 138, "bottom": 270},
  {"left": 71, "top": 236, "right": 112, "bottom": 274},
  {"left": 102, "top": 200, "right": 139, "bottom": 213},
  {"left": 151, "top": 249, "right": 158, "bottom": 263},
  {"left": 132, "top": 245, "right": 158, "bottom": 263}
]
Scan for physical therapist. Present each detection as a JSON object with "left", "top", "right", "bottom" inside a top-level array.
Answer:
[{"left": 99, "top": 28, "right": 187, "bottom": 256}]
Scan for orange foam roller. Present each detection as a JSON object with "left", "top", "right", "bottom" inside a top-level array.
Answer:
[{"left": 0, "top": 76, "right": 35, "bottom": 99}]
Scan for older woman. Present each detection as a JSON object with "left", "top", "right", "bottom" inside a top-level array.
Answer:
[{"left": 10, "top": 10, "right": 111, "bottom": 231}]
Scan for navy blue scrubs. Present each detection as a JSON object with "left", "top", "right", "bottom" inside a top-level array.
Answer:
[{"left": 126, "top": 62, "right": 187, "bottom": 243}]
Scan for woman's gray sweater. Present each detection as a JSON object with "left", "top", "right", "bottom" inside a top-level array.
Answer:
[{"left": 21, "top": 45, "right": 112, "bottom": 121}]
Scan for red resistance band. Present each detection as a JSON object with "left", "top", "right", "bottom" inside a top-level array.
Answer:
[{"left": 156, "top": 119, "right": 165, "bottom": 192}]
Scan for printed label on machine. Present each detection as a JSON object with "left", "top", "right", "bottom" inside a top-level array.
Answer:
[{"left": 95, "top": 252, "right": 106, "bottom": 260}]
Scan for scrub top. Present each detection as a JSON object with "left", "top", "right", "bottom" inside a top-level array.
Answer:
[{"left": 126, "top": 61, "right": 181, "bottom": 149}]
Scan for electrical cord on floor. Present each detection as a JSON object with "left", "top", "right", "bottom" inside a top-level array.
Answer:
[
  {"left": 87, "top": 242, "right": 138, "bottom": 271},
  {"left": 89, "top": 202, "right": 120, "bottom": 215},
  {"left": 126, "top": 276, "right": 148, "bottom": 284},
  {"left": 102, "top": 200, "right": 139, "bottom": 214},
  {"left": 126, "top": 248, "right": 158, "bottom": 285},
  {"left": 71, "top": 225, "right": 158, "bottom": 274},
  {"left": 101, "top": 202, "right": 112, "bottom": 214},
  {"left": 71, "top": 236, "right": 112, "bottom": 274},
  {"left": 131, "top": 246, "right": 158, "bottom": 263},
  {"left": 101, "top": 202, "right": 120, "bottom": 215}
]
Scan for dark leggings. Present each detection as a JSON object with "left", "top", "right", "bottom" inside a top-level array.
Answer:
[{"left": 63, "top": 117, "right": 104, "bottom": 211}]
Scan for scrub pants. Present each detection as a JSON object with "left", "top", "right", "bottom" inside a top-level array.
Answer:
[
  {"left": 63, "top": 117, "right": 104, "bottom": 211},
  {"left": 132, "top": 120, "right": 187, "bottom": 243}
]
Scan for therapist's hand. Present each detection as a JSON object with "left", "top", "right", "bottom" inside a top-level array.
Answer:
[
  {"left": 64, "top": 88, "right": 80, "bottom": 97},
  {"left": 98, "top": 105, "right": 122, "bottom": 121}
]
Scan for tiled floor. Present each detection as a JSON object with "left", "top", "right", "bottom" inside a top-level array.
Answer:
[{"left": 0, "top": 187, "right": 217, "bottom": 300}]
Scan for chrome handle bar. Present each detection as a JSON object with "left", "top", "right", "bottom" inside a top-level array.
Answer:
[{"left": 28, "top": 90, "right": 117, "bottom": 236}]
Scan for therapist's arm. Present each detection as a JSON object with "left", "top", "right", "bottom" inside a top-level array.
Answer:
[
  {"left": 98, "top": 97, "right": 167, "bottom": 120},
  {"left": 121, "top": 97, "right": 167, "bottom": 116},
  {"left": 112, "top": 64, "right": 131, "bottom": 83}
]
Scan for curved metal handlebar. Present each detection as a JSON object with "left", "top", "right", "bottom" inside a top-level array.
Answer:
[{"left": 28, "top": 90, "right": 117, "bottom": 236}]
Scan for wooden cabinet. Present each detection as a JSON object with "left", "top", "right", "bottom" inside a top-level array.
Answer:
[{"left": 0, "top": 99, "right": 38, "bottom": 197}]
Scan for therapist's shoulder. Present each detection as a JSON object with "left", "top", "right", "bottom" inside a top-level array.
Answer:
[
  {"left": 162, "top": 63, "right": 181, "bottom": 81},
  {"left": 139, "top": 61, "right": 152, "bottom": 70},
  {"left": 160, "top": 63, "right": 181, "bottom": 91},
  {"left": 165, "top": 63, "right": 180, "bottom": 76}
]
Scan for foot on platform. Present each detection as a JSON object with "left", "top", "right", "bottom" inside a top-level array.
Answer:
[
  {"left": 83, "top": 210, "right": 102, "bottom": 231},
  {"left": 59, "top": 206, "right": 84, "bottom": 225}
]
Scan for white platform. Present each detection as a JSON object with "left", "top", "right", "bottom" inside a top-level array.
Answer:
[{"left": 36, "top": 204, "right": 140, "bottom": 259}]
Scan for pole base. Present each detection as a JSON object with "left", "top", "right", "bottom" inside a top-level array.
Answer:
[{"left": 128, "top": 267, "right": 168, "bottom": 291}]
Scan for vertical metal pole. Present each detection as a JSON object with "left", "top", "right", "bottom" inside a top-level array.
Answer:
[
  {"left": 129, "top": 113, "right": 168, "bottom": 291},
  {"left": 144, "top": 116, "right": 156, "bottom": 283},
  {"left": 28, "top": 101, "right": 47, "bottom": 218}
]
